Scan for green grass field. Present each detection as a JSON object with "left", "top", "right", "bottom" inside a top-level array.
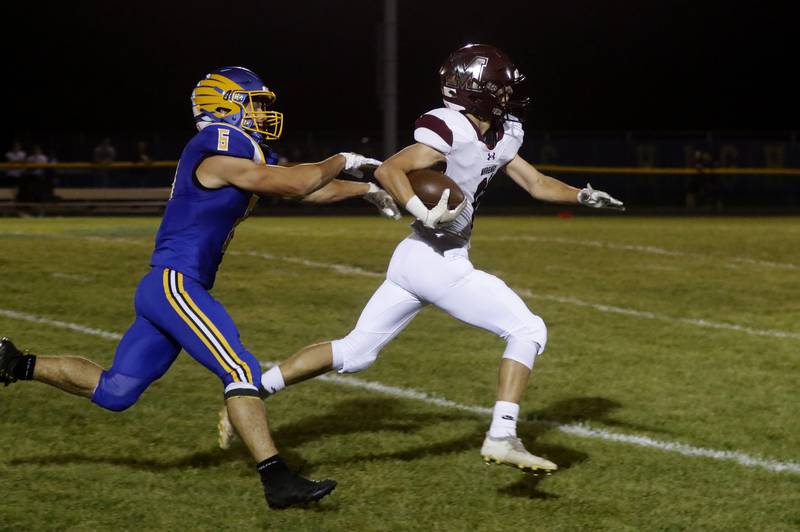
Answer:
[{"left": 1, "top": 215, "right": 799, "bottom": 531}]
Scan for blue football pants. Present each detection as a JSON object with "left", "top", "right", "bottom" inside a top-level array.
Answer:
[{"left": 92, "top": 268, "right": 261, "bottom": 411}]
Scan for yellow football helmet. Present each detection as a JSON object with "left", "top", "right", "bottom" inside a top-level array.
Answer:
[{"left": 191, "top": 66, "right": 283, "bottom": 142}]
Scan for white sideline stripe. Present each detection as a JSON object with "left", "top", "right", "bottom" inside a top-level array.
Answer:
[
  {"left": 1, "top": 306, "right": 796, "bottom": 475},
  {"left": 0, "top": 309, "right": 122, "bottom": 340},
  {"left": 479, "top": 235, "right": 800, "bottom": 271},
  {"left": 243, "top": 251, "right": 800, "bottom": 341},
  {"left": 261, "top": 362, "right": 800, "bottom": 475}
]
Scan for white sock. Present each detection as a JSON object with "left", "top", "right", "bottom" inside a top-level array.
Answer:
[
  {"left": 488, "top": 401, "right": 520, "bottom": 438},
  {"left": 261, "top": 366, "right": 286, "bottom": 395}
]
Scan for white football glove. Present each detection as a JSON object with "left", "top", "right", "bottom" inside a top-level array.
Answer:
[
  {"left": 339, "top": 152, "right": 382, "bottom": 179},
  {"left": 404, "top": 189, "right": 467, "bottom": 228},
  {"left": 438, "top": 195, "right": 468, "bottom": 225},
  {"left": 364, "top": 183, "right": 402, "bottom": 220},
  {"left": 577, "top": 183, "right": 625, "bottom": 211}
]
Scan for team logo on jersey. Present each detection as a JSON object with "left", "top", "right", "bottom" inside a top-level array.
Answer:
[
  {"left": 481, "top": 164, "right": 497, "bottom": 176},
  {"left": 487, "top": 152, "right": 496, "bottom": 160}
]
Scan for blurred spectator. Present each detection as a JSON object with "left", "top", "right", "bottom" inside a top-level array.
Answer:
[
  {"left": 130, "top": 140, "right": 154, "bottom": 184},
  {"left": 26, "top": 145, "right": 48, "bottom": 175},
  {"left": 686, "top": 149, "right": 720, "bottom": 210},
  {"left": 17, "top": 145, "right": 56, "bottom": 202},
  {"left": 93, "top": 137, "right": 116, "bottom": 187},
  {"left": 134, "top": 140, "right": 152, "bottom": 163},
  {"left": 5, "top": 141, "right": 26, "bottom": 179},
  {"left": 93, "top": 137, "right": 117, "bottom": 163}
]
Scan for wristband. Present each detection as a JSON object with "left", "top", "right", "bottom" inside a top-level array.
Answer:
[{"left": 404, "top": 195, "right": 430, "bottom": 222}]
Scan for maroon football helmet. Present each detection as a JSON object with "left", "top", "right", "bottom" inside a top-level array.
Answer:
[{"left": 439, "top": 44, "right": 529, "bottom": 125}]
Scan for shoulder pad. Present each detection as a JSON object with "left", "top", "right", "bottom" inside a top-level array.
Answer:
[{"left": 414, "top": 107, "right": 477, "bottom": 154}]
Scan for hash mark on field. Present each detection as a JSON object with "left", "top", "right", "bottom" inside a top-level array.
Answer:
[{"left": 1, "top": 307, "right": 798, "bottom": 475}]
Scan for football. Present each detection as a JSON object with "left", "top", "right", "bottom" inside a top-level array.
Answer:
[{"left": 407, "top": 168, "right": 465, "bottom": 209}]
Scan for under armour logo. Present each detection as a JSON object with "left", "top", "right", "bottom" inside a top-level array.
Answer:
[{"left": 487, "top": 152, "right": 496, "bottom": 160}]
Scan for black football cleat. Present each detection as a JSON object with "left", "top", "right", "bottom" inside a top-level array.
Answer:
[
  {"left": 263, "top": 474, "right": 337, "bottom": 510},
  {"left": 0, "top": 337, "right": 24, "bottom": 386}
]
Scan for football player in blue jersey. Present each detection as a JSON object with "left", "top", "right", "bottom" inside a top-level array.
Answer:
[{"left": 0, "top": 66, "right": 398, "bottom": 510}]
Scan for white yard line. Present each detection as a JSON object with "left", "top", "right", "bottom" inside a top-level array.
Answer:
[
  {"left": 2, "top": 231, "right": 798, "bottom": 339},
  {"left": 274, "top": 362, "right": 800, "bottom": 475},
  {"left": 242, "top": 251, "right": 800, "bottom": 341},
  {"left": 1, "top": 307, "right": 797, "bottom": 475},
  {"left": 233, "top": 250, "right": 383, "bottom": 278},
  {"left": 478, "top": 235, "right": 800, "bottom": 271},
  {"left": 51, "top": 272, "right": 92, "bottom": 282},
  {"left": 517, "top": 291, "right": 800, "bottom": 340},
  {"left": 0, "top": 309, "right": 122, "bottom": 340}
]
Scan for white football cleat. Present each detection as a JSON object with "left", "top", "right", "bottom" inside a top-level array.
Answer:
[
  {"left": 481, "top": 433, "right": 558, "bottom": 472},
  {"left": 217, "top": 406, "right": 237, "bottom": 450}
]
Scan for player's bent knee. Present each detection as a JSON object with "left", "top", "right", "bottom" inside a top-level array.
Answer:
[
  {"left": 340, "top": 349, "right": 380, "bottom": 373},
  {"left": 91, "top": 371, "right": 150, "bottom": 412},
  {"left": 331, "top": 333, "right": 381, "bottom": 373},
  {"left": 503, "top": 316, "right": 547, "bottom": 370}
]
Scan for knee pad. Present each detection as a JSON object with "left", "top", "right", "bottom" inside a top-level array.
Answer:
[
  {"left": 331, "top": 330, "right": 383, "bottom": 374},
  {"left": 224, "top": 381, "right": 261, "bottom": 399},
  {"left": 91, "top": 371, "right": 150, "bottom": 412},
  {"left": 503, "top": 315, "right": 547, "bottom": 370}
]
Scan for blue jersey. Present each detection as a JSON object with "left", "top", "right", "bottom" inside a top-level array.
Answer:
[{"left": 151, "top": 124, "right": 263, "bottom": 288}]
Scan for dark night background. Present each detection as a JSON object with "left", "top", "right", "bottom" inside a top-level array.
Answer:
[{"left": 3, "top": 0, "right": 797, "bottom": 160}]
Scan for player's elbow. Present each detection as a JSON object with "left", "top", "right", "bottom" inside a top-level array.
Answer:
[
  {"left": 374, "top": 163, "right": 389, "bottom": 183},
  {"left": 374, "top": 162, "right": 401, "bottom": 188}
]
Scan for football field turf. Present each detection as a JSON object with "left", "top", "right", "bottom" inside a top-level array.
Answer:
[{"left": 1, "top": 215, "right": 798, "bottom": 531}]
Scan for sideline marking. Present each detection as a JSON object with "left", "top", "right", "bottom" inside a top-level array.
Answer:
[{"left": 1, "top": 307, "right": 797, "bottom": 476}]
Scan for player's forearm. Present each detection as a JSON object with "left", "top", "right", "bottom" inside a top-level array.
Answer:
[
  {"left": 374, "top": 163, "right": 416, "bottom": 205},
  {"left": 301, "top": 179, "right": 369, "bottom": 204},
  {"left": 285, "top": 155, "right": 347, "bottom": 197},
  {"left": 529, "top": 173, "right": 581, "bottom": 204}
]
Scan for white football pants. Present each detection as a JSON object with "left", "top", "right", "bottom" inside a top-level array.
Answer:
[{"left": 331, "top": 235, "right": 547, "bottom": 373}]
